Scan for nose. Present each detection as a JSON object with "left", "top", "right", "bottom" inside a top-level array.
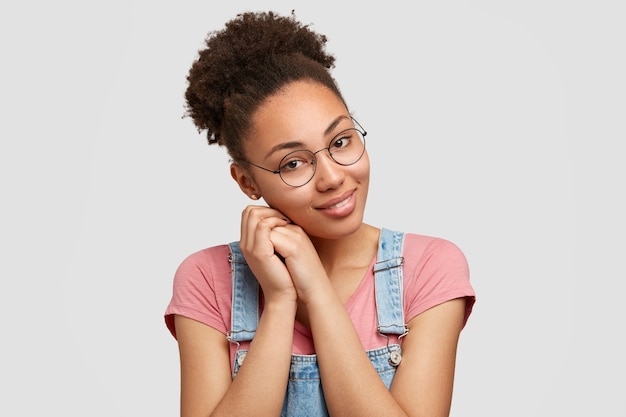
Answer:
[{"left": 313, "top": 150, "right": 345, "bottom": 190}]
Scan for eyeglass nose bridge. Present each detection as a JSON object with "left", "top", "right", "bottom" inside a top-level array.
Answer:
[{"left": 311, "top": 144, "right": 348, "bottom": 167}]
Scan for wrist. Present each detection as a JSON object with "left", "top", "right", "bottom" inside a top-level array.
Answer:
[
  {"left": 263, "top": 291, "right": 298, "bottom": 310},
  {"left": 297, "top": 282, "right": 336, "bottom": 308}
]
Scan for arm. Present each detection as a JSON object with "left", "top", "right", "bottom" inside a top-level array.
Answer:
[
  {"left": 175, "top": 315, "right": 231, "bottom": 417},
  {"left": 175, "top": 206, "right": 299, "bottom": 417},
  {"left": 175, "top": 297, "right": 296, "bottom": 417},
  {"left": 390, "top": 298, "right": 467, "bottom": 416},
  {"left": 267, "top": 226, "right": 406, "bottom": 416},
  {"left": 269, "top": 226, "right": 470, "bottom": 416},
  {"left": 253, "top": 224, "right": 473, "bottom": 417},
  {"left": 306, "top": 293, "right": 467, "bottom": 417}
]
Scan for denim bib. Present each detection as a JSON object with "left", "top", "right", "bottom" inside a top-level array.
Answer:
[{"left": 227, "top": 228, "right": 407, "bottom": 417}]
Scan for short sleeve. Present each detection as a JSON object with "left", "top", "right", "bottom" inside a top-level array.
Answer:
[
  {"left": 164, "top": 245, "right": 232, "bottom": 339},
  {"left": 403, "top": 235, "right": 476, "bottom": 327}
]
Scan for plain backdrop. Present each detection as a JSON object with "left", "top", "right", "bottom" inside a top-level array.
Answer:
[{"left": 1, "top": 1, "right": 624, "bottom": 416}]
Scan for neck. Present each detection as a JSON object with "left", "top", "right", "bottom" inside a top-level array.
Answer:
[{"left": 309, "top": 223, "right": 380, "bottom": 272}]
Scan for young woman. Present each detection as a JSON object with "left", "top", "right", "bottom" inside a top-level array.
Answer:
[{"left": 165, "top": 11, "right": 475, "bottom": 417}]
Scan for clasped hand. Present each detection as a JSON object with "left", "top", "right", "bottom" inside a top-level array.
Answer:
[{"left": 239, "top": 205, "right": 326, "bottom": 304}]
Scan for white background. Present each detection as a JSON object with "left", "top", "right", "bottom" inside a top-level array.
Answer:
[{"left": 1, "top": 1, "right": 624, "bottom": 416}]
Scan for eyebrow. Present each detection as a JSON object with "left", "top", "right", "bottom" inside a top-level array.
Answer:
[{"left": 263, "top": 115, "right": 351, "bottom": 160}]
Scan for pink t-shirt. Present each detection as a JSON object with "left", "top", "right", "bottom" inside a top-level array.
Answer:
[{"left": 165, "top": 233, "right": 475, "bottom": 367}]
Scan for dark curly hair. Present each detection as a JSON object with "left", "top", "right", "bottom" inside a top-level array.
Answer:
[{"left": 184, "top": 10, "right": 345, "bottom": 162}]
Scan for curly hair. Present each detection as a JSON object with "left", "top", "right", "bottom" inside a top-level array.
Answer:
[{"left": 184, "top": 10, "right": 345, "bottom": 162}]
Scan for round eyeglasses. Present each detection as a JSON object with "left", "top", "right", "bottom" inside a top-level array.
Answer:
[{"left": 244, "top": 119, "right": 367, "bottom": 187}]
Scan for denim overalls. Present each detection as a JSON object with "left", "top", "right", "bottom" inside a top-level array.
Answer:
[{"left": 227, "top": 228, "right": 408, "bottom": 417}]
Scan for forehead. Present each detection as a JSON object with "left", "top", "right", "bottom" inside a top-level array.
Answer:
[{"left": 245, "top": 81, "right": 349, "bottom": 157}]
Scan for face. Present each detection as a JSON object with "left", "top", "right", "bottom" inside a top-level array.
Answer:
[{"left": 233, "top": 80, "right": 370, "bottom": 240}]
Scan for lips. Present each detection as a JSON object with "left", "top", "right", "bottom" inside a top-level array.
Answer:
[
  {"left": 316, "top": 190, "right": 355, "bottom": 210},
  {"left": 328, "top": 196, "right": 350, "bottom": 209}
]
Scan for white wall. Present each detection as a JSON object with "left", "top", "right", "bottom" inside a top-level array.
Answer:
[{"left": 1, "top": 1, "right": 624, "bottom": 415}]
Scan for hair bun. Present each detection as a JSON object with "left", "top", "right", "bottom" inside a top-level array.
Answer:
[{"left": 184, "top": 10, "right": 342, "bottom": 161}]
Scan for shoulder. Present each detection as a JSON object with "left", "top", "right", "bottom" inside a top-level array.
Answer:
[
  {"left": 165, "top": 243, "right": 235, "bottom": 338},
  {"left": 176, "top": 244, "right": 232, "bottom": 272},
  {"left": 399, "top": 231, "right": 475, "bottom": 324},
  {"left": 401, "top": 232, "right": 467, "bottom": 267},
  {"left": 401, "top": 232, "right": 469, "bottom": 285},
  {"left": 173, "top": 244, "right": 233, "bottom": 287}
]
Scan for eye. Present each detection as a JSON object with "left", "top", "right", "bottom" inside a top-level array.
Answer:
[
  {"left": 331, "top": 129, "right": 356, "bottom": 151},
  {"left": 279, "top": 151, "right": 312, "bottom": 171}
]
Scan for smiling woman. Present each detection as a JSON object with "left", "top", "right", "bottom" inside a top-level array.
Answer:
[{"left": 164, "top": 10, "right": 475, "bottom": 417}]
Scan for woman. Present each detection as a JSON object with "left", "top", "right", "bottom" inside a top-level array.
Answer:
[{"left": 165, "top": 10, "right": 475, "bottom": 417}]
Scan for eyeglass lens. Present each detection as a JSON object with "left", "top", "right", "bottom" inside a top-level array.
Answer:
[{"left": 278, "top": 128, "right": 365, "bottom": 187}]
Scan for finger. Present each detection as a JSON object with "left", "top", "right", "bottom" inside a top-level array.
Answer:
[
  {"left": 269, "top": 224, "right": 307, "bottom": 258},
  {"left": 240, "top": 205, "right": 289, "bottom": 256}
]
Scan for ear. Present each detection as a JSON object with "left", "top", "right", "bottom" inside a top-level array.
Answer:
[{"left": 230, "top": 163, "right": 261, "bottom": 200}]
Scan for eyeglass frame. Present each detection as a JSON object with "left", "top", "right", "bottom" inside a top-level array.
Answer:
[{"left": 240, "top": 117, "right": 367, "bottom": 187}]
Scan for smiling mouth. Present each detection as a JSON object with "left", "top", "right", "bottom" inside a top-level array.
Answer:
[{"left": 328, "top": 197, "right": 350, "bottom": 209}]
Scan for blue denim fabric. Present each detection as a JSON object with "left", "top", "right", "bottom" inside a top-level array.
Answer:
[{"left": 228, "top": 228, "right": 407, "bottom": 417}]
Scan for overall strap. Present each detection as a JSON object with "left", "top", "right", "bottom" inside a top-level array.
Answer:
[
  {"left": 373, "top": 228, "right": 408, "bottom": 337},
  {"left": 227, "top": 242, "right": 258, "bottom": 343}
]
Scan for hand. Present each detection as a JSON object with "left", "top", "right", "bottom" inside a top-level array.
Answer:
[
  {"left": 268, "top": 224, "right": 329, "bottom": 303},
  {"left": 239, "top": 205, "right": 296, "bottom": 303}
]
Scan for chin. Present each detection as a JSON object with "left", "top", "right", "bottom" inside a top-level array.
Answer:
[{"left": 303, "top": 212, "right": 365, "bottom": 241}]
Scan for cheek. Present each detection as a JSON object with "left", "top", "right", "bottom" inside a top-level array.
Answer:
[
  {"left": 260, "top": 186, "right": 307, "bottom": 213},
  {"left": 355, "top": 152, "right": 371, "bottom": 182}
]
